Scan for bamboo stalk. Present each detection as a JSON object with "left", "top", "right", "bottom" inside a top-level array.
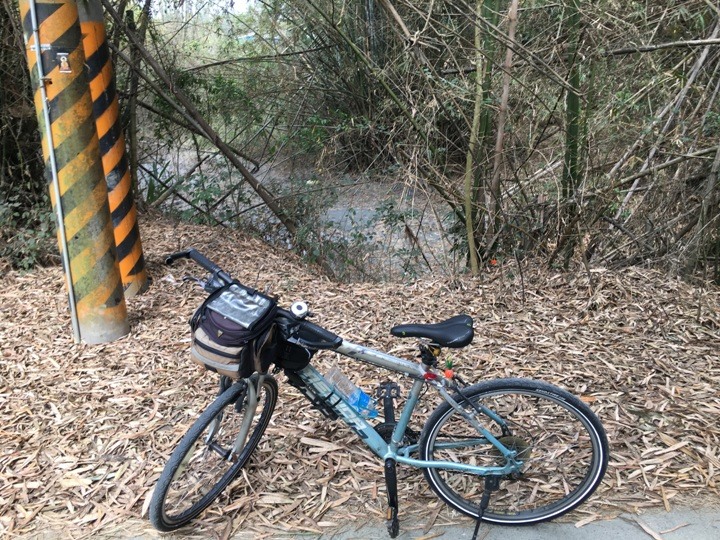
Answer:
[
  {"left": 548, "top": 0, "right": 585, "bottom": 268},
  {"left": 612, "top": 146, "right": 719, "bottom": 189},
  {"left": 463, "top": 0, "right": 582, "bottom": 96},
  {"left": 474, "top": 0, "right": 499, "bottom": 211},
  {"left": 605, "top": 37, "right": 720, "bottom": 56},
  {"left": 126, "top": 1, "right": 149, "bottom": 207},
  {"left": 485, "top": 0, "right": 519, "bottom": 258},
  {"left": 562, "top": 0, "right": 581, "bottom": 201},
  {"left": 463, "top": 0, "right": 486, "bottom": 275}
]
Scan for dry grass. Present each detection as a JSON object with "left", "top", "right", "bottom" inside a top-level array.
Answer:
[{"left": 1, "top": 214, "right": 719, "bottom": 538}]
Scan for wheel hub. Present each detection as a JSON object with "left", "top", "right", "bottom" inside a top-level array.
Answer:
[{"left": 493, "top": 435, "right": 532, "bottom": 460}]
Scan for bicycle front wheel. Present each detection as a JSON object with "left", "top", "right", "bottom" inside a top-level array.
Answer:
[
  {"left": 419, "top": 378, "right": 608, "bottom": 525},
  {"left": 149, "top": 375, "right": 278, "bottom": 531}
]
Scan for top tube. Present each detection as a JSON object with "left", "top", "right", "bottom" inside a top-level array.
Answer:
[{"left": 336, "top": 341, "right": 425, "bottom": 379}]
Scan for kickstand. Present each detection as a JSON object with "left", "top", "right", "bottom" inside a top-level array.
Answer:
[
  {"left": 471, "top": 476, "right": 500, "bottom": 540},
  {"left": 384, "top": 458, "right": 399, "bottom": 538}
]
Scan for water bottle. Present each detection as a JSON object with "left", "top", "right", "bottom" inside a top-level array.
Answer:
[{"left": 326, "top": 366, "right": 378, "bottom": 419}]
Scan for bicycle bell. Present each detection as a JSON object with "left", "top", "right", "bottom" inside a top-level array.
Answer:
[{"left": 291, "top": 301, "right": 309, "bottom": 318}]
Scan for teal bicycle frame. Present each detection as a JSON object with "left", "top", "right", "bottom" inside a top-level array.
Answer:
[{"left": 290, "top": 339, "right": 525, "bottom": 476}]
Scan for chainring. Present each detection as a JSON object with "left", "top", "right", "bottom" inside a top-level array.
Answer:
[{"left": 375, "top": 422, "right": 419, "bottom": 445}]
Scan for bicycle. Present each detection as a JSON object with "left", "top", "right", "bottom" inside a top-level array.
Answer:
[{"left": 148, "top": 248, "right": 609, "bottom": 538}]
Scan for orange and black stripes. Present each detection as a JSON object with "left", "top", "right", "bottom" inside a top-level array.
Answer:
[
  {"left": 20, "top": 0, "right": 129, "bottom": 344},
  {"left": 78, "top": 0, "right": 148, "bottom": 298}
]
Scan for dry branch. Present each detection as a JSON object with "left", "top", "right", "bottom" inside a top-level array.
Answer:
[
  {"left": 101, "top": 0, "right": 297, "bottom": 237},
  {"left": 486, "top": 0, "right": 520, "bottom": 257},
  {"left": 613, "top": 21, "right": 720, "bottom": 222},
  {"left": 605, "top": 38, "right": 720, "bottom": 56}
]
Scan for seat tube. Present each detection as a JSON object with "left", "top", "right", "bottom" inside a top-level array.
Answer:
[{"left": 391, "top": 379, "right": 424, "bottom": 446}]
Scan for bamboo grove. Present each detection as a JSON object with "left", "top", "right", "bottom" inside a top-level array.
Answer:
[{"left": 2, "top": 0, "right": 719, "bottom": 282}]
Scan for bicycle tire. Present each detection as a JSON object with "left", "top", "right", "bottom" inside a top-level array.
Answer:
[
  {"left": 149, "top": 375, "right": 278, "bottom": 531},
  {"left": 419, "top": 378, "right": 608, "bottom": 525}
]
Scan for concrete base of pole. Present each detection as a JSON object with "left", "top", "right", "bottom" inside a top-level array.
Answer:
[
  {"left": 123, "top": 277, "right": 149, "bottom": 299},
  {"left": 78, "top": 311, "right": 130, "bottom": 344}
]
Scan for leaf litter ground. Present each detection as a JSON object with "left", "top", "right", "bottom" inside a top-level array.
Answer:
[{"left": 1, "top": 214, "right": 719, "bottom": 538}]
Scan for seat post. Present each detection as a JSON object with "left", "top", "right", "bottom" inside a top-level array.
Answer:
[{"left": 418, "top": 343, "right": 441, "bottom": 367}]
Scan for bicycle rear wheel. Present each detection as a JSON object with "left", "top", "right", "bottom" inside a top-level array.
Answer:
[
  {"left": 419, "top": 378, "right": 608, "bottom": 525},
  {"left": 149, "top": 375, "right": 278, "bottom": 531}
]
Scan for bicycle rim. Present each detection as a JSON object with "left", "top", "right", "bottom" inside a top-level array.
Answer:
[
  {"left": 420, "top": 379, "right": 608, "bottom": 524},
  {"left": 152, "top": 376, "right": 277, "bottom": 530}
]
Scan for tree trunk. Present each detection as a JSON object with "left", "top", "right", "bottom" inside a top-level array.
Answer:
[{"left": 125, "top": 1, "right": 150, "bottom": 208}]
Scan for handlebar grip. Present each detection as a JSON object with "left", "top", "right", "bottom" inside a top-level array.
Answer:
[
  {"left": 166, "top": 248, "right": 233, "bottom": 284},
  {"left": 165, "top": 250, "right": 192, "bottom": 265},
  {"left": 189, "top": 249, "right": 223, "bottom": 274},
  {"left": 296, "top": 320, "right": 342, "bottom": 350}
]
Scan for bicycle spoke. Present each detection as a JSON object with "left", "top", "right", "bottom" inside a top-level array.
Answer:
[
  {"left": 149, "top": 377, "right": 278, "bottom": 531},
  {"left": 420, "top": 379, "right": 607, "bottom": 524}
]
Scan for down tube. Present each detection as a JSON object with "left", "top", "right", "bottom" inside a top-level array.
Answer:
[
  {"left": 294, "top": 365, "right": 389, "bottom": 456},
  {"left": 293, "top": 366, "right": 503, "bottom": 477}
]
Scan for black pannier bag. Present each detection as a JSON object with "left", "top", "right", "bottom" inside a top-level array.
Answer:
[{"left": 190, "top": 282, "right": 278, "bottom": 379}]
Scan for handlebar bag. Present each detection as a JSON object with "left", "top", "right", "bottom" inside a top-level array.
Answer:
[{"left": 190, "top": 282, "right": 278, "bottom": 379}]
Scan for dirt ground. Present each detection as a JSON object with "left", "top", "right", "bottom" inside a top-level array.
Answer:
[{"left": 1, "top": 214, "right": 719, "bottom": 539}]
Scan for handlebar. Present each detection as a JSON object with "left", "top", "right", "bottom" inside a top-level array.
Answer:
[
  {"left": 277, "top": 308, "right": 343, "bottom": 350},
  {"left": 168, "top": 248, "right": 342, "bottom": 351},
  {"left": 166, "top": 248, "right": 233, "bottom": 285}
]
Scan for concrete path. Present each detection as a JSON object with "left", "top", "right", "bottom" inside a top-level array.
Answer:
[
  {"left": 248, "top": 507, "right": 720, "bottom": 540},
  {"left": 117, "top": 506, "right": 720, "bottom": 539}
]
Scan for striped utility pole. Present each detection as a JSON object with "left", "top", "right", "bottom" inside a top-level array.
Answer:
[
  {"left": 19, "top": 0, "right": 130, "bottom": 344},
  {"left": 78, "top": 0, "right": 149, "bottom": 298}
]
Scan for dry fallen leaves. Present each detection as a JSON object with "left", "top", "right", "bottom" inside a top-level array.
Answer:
[{"left": 1, "top": 214, "right": 719, "bottom": 537}]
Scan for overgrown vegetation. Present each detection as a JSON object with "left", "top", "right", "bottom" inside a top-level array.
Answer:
[
  {"left": 2, "top": 0, "right": 719, "bottom": 283},
  {"left": 0, "top": 0, "right": 53, "bottom": 269}
]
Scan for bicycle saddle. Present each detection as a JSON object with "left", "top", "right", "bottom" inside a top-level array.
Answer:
[{"left": 390, "top": 315, "right": 474, "bottom": 348}]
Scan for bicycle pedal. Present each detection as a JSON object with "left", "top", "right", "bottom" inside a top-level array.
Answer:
[
  {"left": 376, "top": 381, "right": 401, "bottom": 399},
  {"left": 377, "top": 382, "right": 401, "bottom": 423}
]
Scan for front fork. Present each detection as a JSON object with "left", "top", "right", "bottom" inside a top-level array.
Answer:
[
  {"left": 205, "top": 375, "right": 263, "bottom": 461},
  {"left": 231, "top": 375, "right": 262, "bottom": 457}
]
